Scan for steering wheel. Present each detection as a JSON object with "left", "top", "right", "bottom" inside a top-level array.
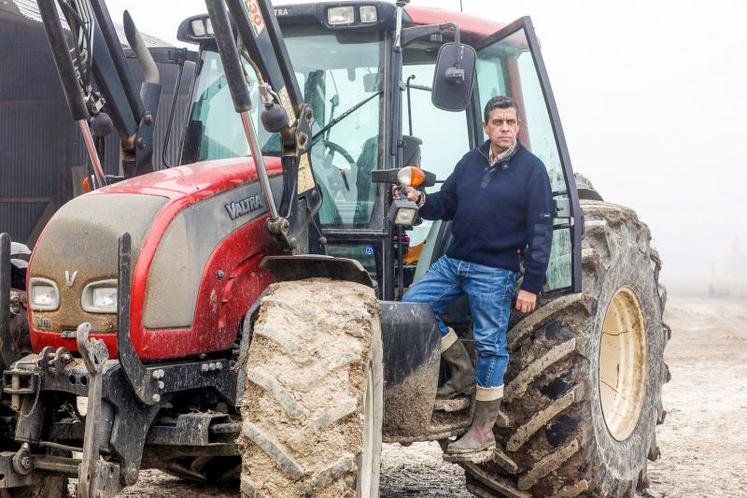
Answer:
[{"left": 322, "top": 140, "right": 357, "bottom": 192}]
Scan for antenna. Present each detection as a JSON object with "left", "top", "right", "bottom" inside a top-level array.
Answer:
[{"left": 460, "top": 0, "right": 464, "bottom": 12}]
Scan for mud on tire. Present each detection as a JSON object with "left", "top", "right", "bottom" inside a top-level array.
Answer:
[
  {"left": 462, "top": 200, "right": 670, "bottom": 497},
  {"left": 239, "top": 278, "right": 383, "bottom": 498}
]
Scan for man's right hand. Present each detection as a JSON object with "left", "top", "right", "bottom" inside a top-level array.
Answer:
[{"left": 398, "top": 186, "right": 424, "bottom": 204}]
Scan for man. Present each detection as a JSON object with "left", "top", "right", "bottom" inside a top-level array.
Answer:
[{"left": 401, "top": 95, "right": 554, "bottom": 461}]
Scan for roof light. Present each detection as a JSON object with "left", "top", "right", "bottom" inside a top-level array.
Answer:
[
  {"left": 328, "top": 6, "right": 355, "bottom": 26},
  {"left": 178, "top": 15, "right": 216, "bottom": 44},
  {"left": 191, "top": 19, "right": 206, "bottom": 37},
  {"left": 359, "top": 5, "right": 377, "bottom": 23}
]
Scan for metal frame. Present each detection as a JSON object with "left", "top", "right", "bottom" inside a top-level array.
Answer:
[{"left": 474, "top": 17, "right": 584, "bottom": 295}]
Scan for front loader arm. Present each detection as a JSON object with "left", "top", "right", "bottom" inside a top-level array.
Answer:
[
  {"left": 205, "top": 0, "right": 322, "bottom": 253},
  {"left": 36, "top": 0, "right": 161, "bottom": 185}
]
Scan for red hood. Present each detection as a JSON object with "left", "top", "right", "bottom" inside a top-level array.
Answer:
[{"left": 97, "top": 156, "right": 283, "bottom": 202}]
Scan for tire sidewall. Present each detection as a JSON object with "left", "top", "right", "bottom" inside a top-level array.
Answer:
[
  {"left": 586, "top": 224, "right": 664, "bottom": 484},
  {"left": 357, "top": 316, "right": 384, "bottom": 498}
]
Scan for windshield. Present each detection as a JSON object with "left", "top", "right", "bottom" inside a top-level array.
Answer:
[{"left": 184, "top": 25, "right": 384, "bottom": 228}]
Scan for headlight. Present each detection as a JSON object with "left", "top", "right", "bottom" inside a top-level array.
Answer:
[
  {"left": 81, "top": 280, "right": 118, "bottom": 314},
  {"left": 29, "top": 278, "right": 60, "bottom": 311}
]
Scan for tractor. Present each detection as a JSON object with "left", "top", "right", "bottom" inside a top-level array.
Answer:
[{"left": 0, "top": 0, "right": 669, "bottom": 496}]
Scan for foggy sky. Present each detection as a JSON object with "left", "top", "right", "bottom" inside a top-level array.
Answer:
[{"left": 107, "top": 0, "right": 747, "bottom": 297}]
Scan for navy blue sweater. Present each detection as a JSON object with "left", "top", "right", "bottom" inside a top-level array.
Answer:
[{"left": 420, "top": 141, "right": 554, "bottom": 294}]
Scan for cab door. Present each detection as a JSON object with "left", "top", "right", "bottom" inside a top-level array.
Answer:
[{"left": 474, "top": 17, "right": 583, "bottom": 294}]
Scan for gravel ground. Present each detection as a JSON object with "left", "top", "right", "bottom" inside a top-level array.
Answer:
[{"left": 106, "top": 295, "right": 745, "bottom": 497}]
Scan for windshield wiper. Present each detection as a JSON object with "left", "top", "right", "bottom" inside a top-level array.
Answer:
[{"left": 311, "top": 91, "right": 382, "bottom": 143}]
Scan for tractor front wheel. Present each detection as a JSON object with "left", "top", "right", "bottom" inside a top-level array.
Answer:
[{"left": 238, "top": 278, "right": 383, "bottom": 497}]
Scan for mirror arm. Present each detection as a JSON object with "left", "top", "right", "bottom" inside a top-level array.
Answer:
[
  {"left": 401, "top": 24, "right": 441, "bottom": 47},
  {"left": 400, "top": 22, "right": 462, "bottom": 49}
]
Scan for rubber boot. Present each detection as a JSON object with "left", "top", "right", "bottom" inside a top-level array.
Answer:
[
  {"left": 445, "top": 398, "right": 502, "bottom": 463},
  {"left": 436, "top": 328, "right": 475, "bottom": 399}
]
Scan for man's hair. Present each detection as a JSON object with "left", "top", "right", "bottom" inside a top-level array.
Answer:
[{"left": 483, "top": 95, "right": 520, "bottom": 123}]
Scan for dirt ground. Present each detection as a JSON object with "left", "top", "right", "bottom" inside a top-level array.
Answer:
[{"left": 111, "top": 295, "right": 746, "bottom": 497}]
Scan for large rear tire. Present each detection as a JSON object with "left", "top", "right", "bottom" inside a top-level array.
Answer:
[
  {"left": 462, "top": 200, "right": 670, "bottom": 497},
  {"left": 239, "top": 278, "right": 383, "bottom": 498}
]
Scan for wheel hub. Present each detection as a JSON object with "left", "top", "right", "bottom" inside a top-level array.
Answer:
[{"left": 599, "top": 287, "right": 647, "bottom": 441}]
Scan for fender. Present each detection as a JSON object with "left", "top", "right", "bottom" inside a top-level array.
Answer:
[{"left": 260, "top": 255, "right": 374, "bottom": 288}]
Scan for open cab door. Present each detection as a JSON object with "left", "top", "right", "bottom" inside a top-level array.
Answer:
[{"left": 474, "top": 17, "right": 583, "bottom": 294}]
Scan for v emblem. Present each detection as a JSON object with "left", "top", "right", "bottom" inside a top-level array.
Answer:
[{"left": 64, "top": 270, "right": 78, "bottom": 287}]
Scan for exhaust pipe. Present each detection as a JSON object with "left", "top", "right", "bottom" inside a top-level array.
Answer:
[
  {"left": 122, "top": 10, "right": 162, "bottom": 177},
  {"left": 123, "top": 11, "right": 160, "bottom": 86}
]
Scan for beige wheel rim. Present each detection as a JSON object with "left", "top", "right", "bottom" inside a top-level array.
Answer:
[
  {"left": 358, "top": 362, "right": 375, "bottom": 498},
  {"left": 599, "top": 287, "right": 647, "bottom": 441}
]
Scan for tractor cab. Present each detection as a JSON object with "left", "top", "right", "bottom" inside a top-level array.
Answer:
[{"left": 177, "top": 1, "right": 582, "bottom": 300}]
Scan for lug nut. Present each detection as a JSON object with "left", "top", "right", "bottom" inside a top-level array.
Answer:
[{"left": 151, "top": 394, "right": 161, "bottom": 403}]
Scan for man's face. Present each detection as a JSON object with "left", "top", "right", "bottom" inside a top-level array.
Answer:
[{"left": 483, "top": 107, "right": 520, "bottom": 152}]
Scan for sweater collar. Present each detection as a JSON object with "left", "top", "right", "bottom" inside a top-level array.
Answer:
[{"left": 478, "top": 139, "right": 521, "bottom": 169}]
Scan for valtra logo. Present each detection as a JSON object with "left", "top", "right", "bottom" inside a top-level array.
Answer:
[{"left": 225, "top": 194, "right": 263, "bottom": 221}]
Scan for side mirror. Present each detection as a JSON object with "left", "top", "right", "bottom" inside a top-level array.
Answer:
[{"left": 431, "top": 41, "right": 476, "bottom": 112}]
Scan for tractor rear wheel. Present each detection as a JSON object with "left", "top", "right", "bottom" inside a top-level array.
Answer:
[
  {"left": 462, "top": 200, "right": 670, "bottom": 497},
  {"left": 238, "top": 278, "right": 383, "bottom": 498}
]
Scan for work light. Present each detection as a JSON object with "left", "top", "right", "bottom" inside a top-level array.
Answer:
[
  {"left": 327, "top": 6, "right": 355, "bottom": 26},
  {"left": 359, "top": 6, "right": 378, "bottom": 23},
  {"left": 389, "top": 199, "right": 419, "bottom": 226}
]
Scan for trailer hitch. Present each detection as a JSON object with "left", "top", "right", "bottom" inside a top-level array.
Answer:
[{"left": 76, "top": 322, "right": 120, "bottom": 498}]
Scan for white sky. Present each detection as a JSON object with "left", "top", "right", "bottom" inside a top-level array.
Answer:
[{"left": 106, "top": 0, "right": 747, "bottom": 296}]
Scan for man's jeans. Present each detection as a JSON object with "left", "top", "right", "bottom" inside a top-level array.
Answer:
[{"left": 403, "top": 255, "right": 517, "bottom": 389}]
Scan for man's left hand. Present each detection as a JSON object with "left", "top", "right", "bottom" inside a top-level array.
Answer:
[{"left": 516, "top": 290, "right": 537, "bottom": 313}]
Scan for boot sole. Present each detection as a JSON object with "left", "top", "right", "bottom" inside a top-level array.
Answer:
[{"left": 443, "top": 446, "right": 496, "bottom": 465}]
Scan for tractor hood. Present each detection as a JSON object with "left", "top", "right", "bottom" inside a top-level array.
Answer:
[{"left": 28, "top": 156, "right": 282, "bottom": 355}]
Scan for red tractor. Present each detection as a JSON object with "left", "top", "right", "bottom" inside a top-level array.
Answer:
[{"left": 0, "top": 0, "right": 668, "bottom": 496}]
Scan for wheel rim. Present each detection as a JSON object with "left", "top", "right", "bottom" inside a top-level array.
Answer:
[
  {"left": 358, "top": 361, "right": 375, "bottom": 498},
  {"left": 599, "top": 287, "right": 647, "bottom": 441}
]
